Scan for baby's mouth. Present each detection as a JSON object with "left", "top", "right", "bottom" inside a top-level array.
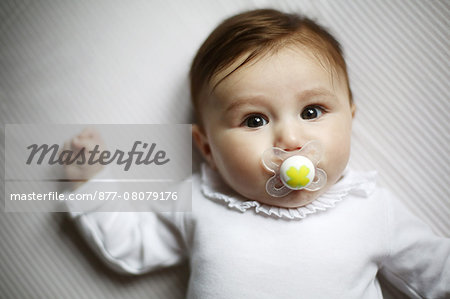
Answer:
[
  {"left": 262, "top": 140, "right": 327, "bottom": 198},
  {"left": 284, "top": 146, "right": 302, "bottom": 151}
]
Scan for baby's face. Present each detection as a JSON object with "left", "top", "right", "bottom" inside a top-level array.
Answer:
[{"left": 195, "top": 46, "right": 355, "bottom": 208}]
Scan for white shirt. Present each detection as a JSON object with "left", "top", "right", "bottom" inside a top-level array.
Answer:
[{"left": 68, "top": 165, "right": 450, "bottom": 299}]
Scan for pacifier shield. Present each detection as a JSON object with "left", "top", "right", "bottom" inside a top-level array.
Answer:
[{"left": 262, "top": 140, "right": 327, "bottom": 197}]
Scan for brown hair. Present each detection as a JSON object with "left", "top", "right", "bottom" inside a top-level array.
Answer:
[{"left": 190, "top": 8, "right": 352, "bottom": 125}]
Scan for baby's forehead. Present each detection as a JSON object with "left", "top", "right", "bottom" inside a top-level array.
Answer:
[{"left": 208, "top": 45, "right": 346, "bottom": 100}]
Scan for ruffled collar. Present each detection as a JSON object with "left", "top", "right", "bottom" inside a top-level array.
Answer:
[{"left": 200, "top": 164, "right": 377, "bottom": 220}]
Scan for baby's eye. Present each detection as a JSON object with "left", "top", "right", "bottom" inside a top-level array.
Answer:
[
  {"left": 301, "top": 105, "right": 324, "bottom": 120},
  {"left": 243, "top": 114, "right": 268, "bottom": 128}
]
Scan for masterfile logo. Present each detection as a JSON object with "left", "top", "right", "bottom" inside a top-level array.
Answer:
[
  {"left": 26, "top": 141, "right": 170, "bottom": 171},
  {"left": 4, "top": 124, "right": 192, "bottom": 213}
]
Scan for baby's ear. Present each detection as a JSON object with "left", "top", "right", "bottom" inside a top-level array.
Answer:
[
  {"left": 192, "top": 124, "right": 216, "bottom": 169},
  {"left": 351, "top": 103, "right": 356, "bottom": 118}
]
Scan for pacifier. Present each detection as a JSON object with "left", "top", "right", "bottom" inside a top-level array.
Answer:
[{"left": 262, "top": 140, "right": 327, "bottom": 197}]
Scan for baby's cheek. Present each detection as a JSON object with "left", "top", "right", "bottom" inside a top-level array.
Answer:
[
  {"left": 226, "top": 153, "right": 259, "bottom": 180},
  {"left": 220, "top": 151, "right": 266, "bottom": 195},
  {"left": 323, "top": 144, "right": 350, "bottom": 183}
]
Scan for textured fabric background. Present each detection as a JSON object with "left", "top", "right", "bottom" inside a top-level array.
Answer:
[{"left": 1, "top": 0, "right": 448, "bottom": 298}]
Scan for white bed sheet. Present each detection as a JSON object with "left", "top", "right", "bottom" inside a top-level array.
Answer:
[{"left": 1, "top": 1, "right": 448, "bottom": 298}]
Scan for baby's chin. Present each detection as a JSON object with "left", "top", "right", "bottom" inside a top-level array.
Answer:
[
  {"left": 251, "top": 187, "right": 328, "bottom": 209},
  {"left": 224, "top": 173, "right": 331, "bottom": 209}
]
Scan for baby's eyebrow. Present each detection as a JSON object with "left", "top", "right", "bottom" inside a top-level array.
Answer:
[
  {"left": 224, "top": 96, "right": 268, "bottom": 113},
  {"left": 298, "top": 88, "right": 336, "bottom": 99},
  {"left": 224, "top": 88, "right": 335, "bottom": 112}
]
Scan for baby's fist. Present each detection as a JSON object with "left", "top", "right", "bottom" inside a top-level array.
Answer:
[{"left": 62, "top": 127, "right": 106, "bottom": 190}]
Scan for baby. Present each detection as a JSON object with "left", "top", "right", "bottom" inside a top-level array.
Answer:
[{"left": 66, "top": 9, "right": 449, "bottom": 299}]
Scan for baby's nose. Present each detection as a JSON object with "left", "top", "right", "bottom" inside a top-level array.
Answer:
[{"left": 274, "top": 121, "right": 303, "bottom": 151}]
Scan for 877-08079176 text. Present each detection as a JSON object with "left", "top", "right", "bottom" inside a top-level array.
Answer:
[{"left": 96, "top": 191, "right": 178, "bottom": 201}]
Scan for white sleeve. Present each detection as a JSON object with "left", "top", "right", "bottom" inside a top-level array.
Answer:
[
  {"left": 65, "top": 170, "right": 189, "bottom": 275},
  {"left": 379, "top": 190, "right": 450, "bottom": 298}
]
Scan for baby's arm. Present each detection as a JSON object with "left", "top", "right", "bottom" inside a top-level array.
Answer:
[
  {"left": 70, "top": 205, "right": 188, "bottom": 274},
  {"left": 379, "top": 190, "right": 450, "bottom": 298},
  {"left": 64, "top": 128, "right": 188, "bottom": 274}
]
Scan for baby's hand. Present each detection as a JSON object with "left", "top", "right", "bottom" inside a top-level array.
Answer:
[{"left": 62, "top": 127, "right": 106, "bottom": 191}]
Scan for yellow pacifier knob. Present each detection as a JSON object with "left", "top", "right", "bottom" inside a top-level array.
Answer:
[{"left": 280, "top": 156, "right": 315, "bottom": 190}]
